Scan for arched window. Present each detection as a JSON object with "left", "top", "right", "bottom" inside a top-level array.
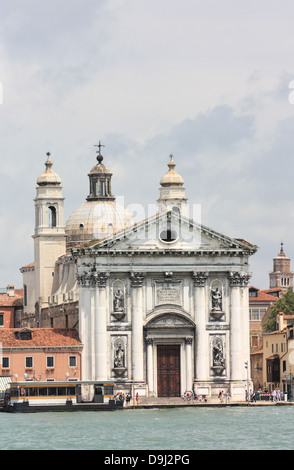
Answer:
[{"left": 47, "top": 206, "right": 57, "bottom": 227}]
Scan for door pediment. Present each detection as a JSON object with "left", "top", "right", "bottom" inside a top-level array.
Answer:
[{"left": 146, "top": 313, "right": 195, "bottom": 329}]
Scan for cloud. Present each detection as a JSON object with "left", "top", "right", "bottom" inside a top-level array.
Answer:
[{"left": 2, "top": 0, "right": 294, "bottom": 290}]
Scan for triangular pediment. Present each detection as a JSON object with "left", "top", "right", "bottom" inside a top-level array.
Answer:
[{"left": 78, "top": 211, "right": 256, "bottom": 255}]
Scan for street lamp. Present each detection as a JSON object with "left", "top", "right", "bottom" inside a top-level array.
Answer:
[
  {"left": 289, "top": 366, "right": 293, "bottom": 402},
  {"left": 245, "top": 361, "right": 250, "bottom": 402}
]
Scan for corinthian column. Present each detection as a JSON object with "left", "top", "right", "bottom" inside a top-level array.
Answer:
[
  {"left": 192, "top": 272, "right": 209, "bottom": 382},
  {"left": 130, "top": 272, "right": 146, "bottom": 383},
  {"left": 185, "top": 337, "right": 193, "bottom": 392},
  {"left": 77, "top": 274, "right": 91, "bottom": 381},
  {"left": 229, "top": 272, "right": 251, "bottom": 382},
  {"left": 146, "top": 337, "right": 154, "bottom": 395},
  {"left": 93, "top": 272, "right": 109, "bottom": 381}
]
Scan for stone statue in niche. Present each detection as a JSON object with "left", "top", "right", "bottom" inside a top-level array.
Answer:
[
  {"left": 211, "top": 337, "right": 225, "bottom": 376},
  {"left": 113, "top": 289, "right": 124, "bottom": 312},
  {"left": 112, "top": 282, "right": 126, "bottom": 321},
  {"left": 213, "top": 339, "right": 225, "bottom": 367},
  {"left": 114, "top": 342, "right": 125, "bottom": 368},
  {"left": 210, "top": 284, "right": 224, "bottom": 321},
  {"left": 112, "top": 340, "right": 127, "bottom": 377},
  {"left": 211, "top": 287, "right": 222, "bottom": 311}
]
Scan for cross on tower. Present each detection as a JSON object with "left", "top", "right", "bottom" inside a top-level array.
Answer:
[{"left": 94, "top": 141, "right": 105, "bottom": 163}]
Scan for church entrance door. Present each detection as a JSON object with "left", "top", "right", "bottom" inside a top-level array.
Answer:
[{"left": 157, "top": 345, "right": 180, "bottom": 397}]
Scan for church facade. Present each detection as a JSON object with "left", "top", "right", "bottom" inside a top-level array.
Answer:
[
  {"left": 21, "top": 147, "right": 257, "bottom": 401},
  {"left": 73, "top": 153, "right": 256, "bottom": 401}
]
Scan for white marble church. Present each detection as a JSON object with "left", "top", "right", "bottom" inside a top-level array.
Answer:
[{"left": 21, "top": 145, "right": 257, "bottom": 401}]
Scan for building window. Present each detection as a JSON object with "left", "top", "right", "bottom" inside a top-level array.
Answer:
[
  {"left": 46, "top": 356, "right": 54, "bottom": 368},
  {"left": 283, "top": 360, "right": 286, "bottom": 373},
  {"left": 47, "top": 206, "right": 57, "bottom": 227},
  {"left": 24, "top": 285, "right": 27, "bottom": 307},
  {"left": 100, "top": 180, "right": 106, "bottom": 196},
  {"left": 16, "top": 329, "right": 32, "bottom": 341},
  {"left": 259, "top": 308, "right": 267, "bottom": 320},
  {"left": 160, "top": 228, "right": 178, "bottom": 243},
  {"left": 2, "top": 357, "right": 9, "bottom": 368},
  {"left": 0, "top": 314, "right": 3, "bottom": 327},
  {"left": 69, "top": 356, "right": 77, "bottom": 367},
  {"left": 25, "top": 357, "right": 33, "bottom": 368},
  {"left": 251, "top": 335, "right": 259, "bottom": 348}
]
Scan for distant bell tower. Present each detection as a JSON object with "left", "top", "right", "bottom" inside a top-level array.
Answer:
[
  {"left": 269, "top": 243, "right": 293, "bottom": 293},
  {"left": 33, "top": 153, "right": 66, "bottom": 316}
]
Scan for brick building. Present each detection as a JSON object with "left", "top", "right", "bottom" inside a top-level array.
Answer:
[
  {"left": 0, "top": 285, "right": 23, "bottom": 328},
  {"left": 249, "top": 286, "right": 278, "bottom": 350},
  {"left": 0, "top": 328, "right": 82, "bottom": 382}
]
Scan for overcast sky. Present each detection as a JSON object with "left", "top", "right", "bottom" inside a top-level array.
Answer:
[{"left": 1, "top": 0, "right": 294, "bottom": 289}]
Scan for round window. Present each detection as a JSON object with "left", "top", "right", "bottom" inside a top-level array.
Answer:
[{"left": 160, "top": 229, "right": 178, "bottom": 243}]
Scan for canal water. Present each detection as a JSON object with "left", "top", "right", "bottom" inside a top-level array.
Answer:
[{"left": 0, "top": 406, "right": 293, "bottom": 450}]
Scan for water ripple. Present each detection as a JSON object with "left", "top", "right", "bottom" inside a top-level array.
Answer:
[{"left": 1, "top": 406, "right": 294, "bottom": 450}]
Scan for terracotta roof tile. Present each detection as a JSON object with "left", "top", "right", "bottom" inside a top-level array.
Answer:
[
  {"left": 249, "top": 291, "right": 278, "bottom": 302},
  {"left": 0, "top": 289, "right": 23, "bottom": 307},
  {"left": 0, "top": 328, "right": 82, "bottom": 348}
]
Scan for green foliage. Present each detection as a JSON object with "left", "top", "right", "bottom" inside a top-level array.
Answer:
[{"left": 263, "top": 287, "right": 294, "bottom": 332}]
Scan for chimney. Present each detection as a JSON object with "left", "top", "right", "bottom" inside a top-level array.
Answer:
[{"left": 7, "top": 285, "right": 15, "bottom": 297}]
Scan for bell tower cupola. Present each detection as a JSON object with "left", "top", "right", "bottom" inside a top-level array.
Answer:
[{"left": 157, "top": 155, "right": 188, "bottom": 216}]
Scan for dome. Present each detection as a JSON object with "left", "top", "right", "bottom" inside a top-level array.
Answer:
[
  {"left": 89, "top": 162, "right": 112, "bottom": 175},
  {"left": 65, "top": 200, "right": 136, "bottom": 245},
  {"left": 37, "top": 154, "right": 62, "bottom": 186},
  {"left": 160, "top": 155, "right": 184, "bottom": 187}
]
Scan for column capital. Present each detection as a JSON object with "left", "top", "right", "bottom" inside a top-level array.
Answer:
[
  {"left": 185, "top": 337, "right": 193, "bottom": 345},
  {"left": 228, "top": 271, "right": 251, "bottom": 287},
  {"left": 192, "top": 271, "right": 209, "bottom": 287},
  {"left": 77, "top": 271, "right": 109, "bottom": 288},
  {"left": 146, "top": 337, "right": 154, "bottom": 345},
  {"left": 130, "top": 272, "right": 146, "bottom": 288}
]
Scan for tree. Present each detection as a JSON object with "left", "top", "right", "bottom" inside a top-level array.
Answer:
[{"left": 263, "top": 287, "right": 294, "bottom": 332}]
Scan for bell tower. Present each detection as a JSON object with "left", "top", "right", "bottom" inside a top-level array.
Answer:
[
  {"left": 33, "top": 153, "right": 66, "bottom": 315},
  {"left": 157, "top": 155, "right": 188, "bottom": 216},
  {"left": 269, "top": 243, "right": 293, "bottom": 293}
]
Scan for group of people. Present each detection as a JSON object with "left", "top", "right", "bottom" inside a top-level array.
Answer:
[
  {"left": 114, "top": 392, "right": 139, "bottom": 406},
  {"left": 182, "top": 391, "right": 208, "bottom": 403},
  {"left": 218, "top": 390, "right": 231, "bottom": 403},
  {"left": 245, "top": 388, "right": 284, "bottom": 402}
]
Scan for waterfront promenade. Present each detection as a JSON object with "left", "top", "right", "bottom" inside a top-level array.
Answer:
[{"left": 125, "top": 396, "right": 293, "bottom": 408}]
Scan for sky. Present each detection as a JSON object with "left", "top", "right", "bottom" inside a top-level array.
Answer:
[{"left": 1, "top": 0, "right": 294, "bottom": 289}]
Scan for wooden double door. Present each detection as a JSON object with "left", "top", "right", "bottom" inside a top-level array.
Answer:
[{"left": 157, "top": 344, "right": 180, "bottom": 397}]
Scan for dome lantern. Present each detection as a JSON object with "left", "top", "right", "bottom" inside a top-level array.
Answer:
[
  {"left": 86, "top": 142, "right": 115, "bottom": 201},
  {"left": 65, "top": 142, "right": 136, "bottom": 246}
]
